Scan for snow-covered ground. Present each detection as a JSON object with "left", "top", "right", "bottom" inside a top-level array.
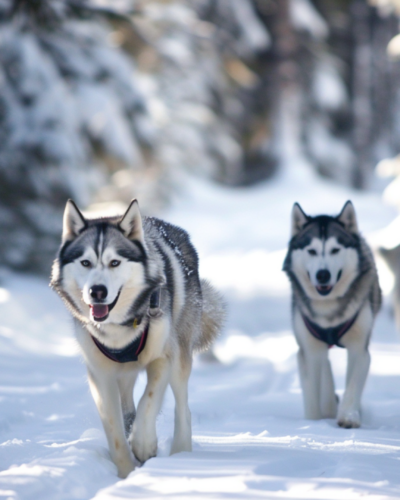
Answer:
[{"left": 1, "top": 170, "right": 400, "bottom": 499}]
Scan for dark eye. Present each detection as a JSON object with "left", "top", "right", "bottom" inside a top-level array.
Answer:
[
  {"left": 331, "top": 248, "right": 340, "bottom": 255},
  {"left": 110, "top": 260, "right": 121, "bottom": 268},
  {"left": 308, "top": 249, "right": 317, "bottom": 256},
  {"left": 81, "top": 260, "right": 91, "bottom": 268}
]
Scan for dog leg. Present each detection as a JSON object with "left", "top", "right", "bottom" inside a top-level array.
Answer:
[
  {"left": 297, "top": 343, "right": 329, "bottom": 420},
  {"left": 130, "top": 356, "right": 171, "bottom": 463},
  {"left": 337, "top": 346, "right": 370, "bottom": 428},
  {"left": 118, "top": 369, "right": 138, "bottom": 437},
  {"left": 87, "top": 370, "right": 135, "bottom": 478},
  {"left": 170, "top": 351, "right": 192, "bottom": 455},
  {"left": 320, "top": 356, "right": 337, "bottom": 418}
]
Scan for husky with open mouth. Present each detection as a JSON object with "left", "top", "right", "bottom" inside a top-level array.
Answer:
[
  {"left": 283, "top": 201, "right": 381, "bottom": 428},
  {"left": 51, "top": 199, "right": 225, "bottom": 478}
]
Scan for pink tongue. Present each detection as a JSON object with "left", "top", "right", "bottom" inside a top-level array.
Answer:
[{"left": 91, "top": 304, "right": 109, "bottom": 318}]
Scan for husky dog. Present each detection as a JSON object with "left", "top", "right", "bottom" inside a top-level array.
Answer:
[
  {"left": 51, "top": 199, "right": 225, "bottom": 478},
  {"left": 379, "top": 244, "right": 400, "bottom": 330},
  {"left": 283, "top": 201, "right": 381, "bottom": 428}
]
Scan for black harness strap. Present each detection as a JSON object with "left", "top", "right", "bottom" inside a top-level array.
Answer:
[
  {"left": 91, "top": 287, "right": 162, "bottom": 363},
  {"left": 150, "top": 288, "right": 160, "bottom": 309},
  {"left": 120, "top": 287, "right": 161, "bottom": 327},
  {"left": 301, "top": 312, "right": 359, "bottom": 348},
  {"left": 92, "top": 323, "right": 149, "bottom": 363}
]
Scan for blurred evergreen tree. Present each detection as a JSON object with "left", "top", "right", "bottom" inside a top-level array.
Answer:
[
  {"left": 0, "top": 0, "right": 152, "bottom": 272},
  {"left": 0, "top": 0, "right": 399, "bottom": 273}
]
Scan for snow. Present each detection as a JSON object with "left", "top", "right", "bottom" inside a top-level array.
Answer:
[
  {"left": 289, "top": 0, "right": 329, "bottom": 40},
  {"left": 313, "top": 58, "right": 348, "bottom": 111},
  {"left": 306, "top": 117, "right": 354, "bottom": 184},
  {"left": 229, "top": 0, "right": 271, "bottom": 55},
  {"left": 1, "top": 171, "right": 400, "bottom": 499}
]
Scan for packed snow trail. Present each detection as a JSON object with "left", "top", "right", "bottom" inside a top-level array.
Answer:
[{"left": 1, "top": 174, "right": 400, "bottom": 499}]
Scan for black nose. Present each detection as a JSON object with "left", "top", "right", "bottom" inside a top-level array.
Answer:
[
  {"left": 316, "top": 269, "right": 331, "bottom": 284},
  {"left": 90, "top": 285, "right": 108, "bottom": 301}
]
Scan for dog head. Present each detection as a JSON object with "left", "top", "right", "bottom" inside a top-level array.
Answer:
[
  {"left": 284, "top": 201, "right": 360, "bottom": 300},
  {"left": 52, "top": 199, "right": 162, "bottom": 324}
]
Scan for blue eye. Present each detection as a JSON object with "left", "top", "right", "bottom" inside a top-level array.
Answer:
[
  {"left": 308, "top": 249, "right": 317, "bottom": 256},
  {"left": 110, "top": 260, "right": 121, "bottom": 268},
  {"left": 331, "top": 248, "right": 340, "bottom": 255},
  {"left": 81, "top": 260, "right": 91, "bottom": 267}
]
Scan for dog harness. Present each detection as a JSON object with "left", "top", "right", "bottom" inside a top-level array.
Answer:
[
  {"left": 92, "top": 324, "right": 149, "bottom": 363},
  {"left": 91, "top": 288, "right": 161, "bottom": 363},
  {"left": 301, "top": 312, "right": 359, "bottom": 348}
]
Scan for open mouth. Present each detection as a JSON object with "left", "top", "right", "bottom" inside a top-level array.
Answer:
[
  {"left": 316, "top": 285, "right": 333, "bottom": 296},
  {"left": 89, "top": 292, "right": 120, "bottom": 322}
]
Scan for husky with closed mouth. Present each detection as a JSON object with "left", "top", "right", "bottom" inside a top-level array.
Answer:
[
  {"left": 283, "top": 201, "right": 381, "bottom": 428},
  {"left": 51, "top": 199, "right": 225, "bottom": 478}
]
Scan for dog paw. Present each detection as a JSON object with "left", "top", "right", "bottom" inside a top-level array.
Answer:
[
  {"left": 129, "top": 433, "right": 157, "bottom": 463},
  {"left": 337, "top": 410, "right": 361, "bottom": 429},
  {"left": 117, "top": 460, "right": 136, "bottom": 479},
  {"left": 114, "top": 452, "right": 136, "bottom": 479},
  {"left": 170, "top": 436, "right": 192, "bottom": 456}
]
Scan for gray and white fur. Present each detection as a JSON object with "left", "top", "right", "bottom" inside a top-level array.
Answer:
[
  {"left": 51, "top": 199, "right": 225, "bottom": 478},
  {"left": 379, "top": 244, "right": 400, "bottom": 331},
  {"left": 283, "top": 201, "right": 381, "bottom": 428}
]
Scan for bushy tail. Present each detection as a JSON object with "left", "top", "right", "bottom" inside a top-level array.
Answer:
[{"left": 195, "top": 279, "right": 226, "bottom": 352}]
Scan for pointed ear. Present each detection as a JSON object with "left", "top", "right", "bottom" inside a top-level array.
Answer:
[
  {"left": 337, "top": 200, "right": 358, "bottom": 234},
  {"left": 118, "top": 199, "right": 145, "bottom": 244},
  {"left": 291, "top": 203, "right": 309, "bottom": 236},
  {"left": 62, "top": 199, "right": 86, "bottom": 243}
]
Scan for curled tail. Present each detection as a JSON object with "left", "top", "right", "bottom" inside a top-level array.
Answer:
[{"left": 195, "top": 279, "right": 226, "bottom": 352}]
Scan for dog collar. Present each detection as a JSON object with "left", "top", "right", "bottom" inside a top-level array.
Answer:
[
  {"left": 149, "top": 287, "right": 161, "bottom": 309},
  {"left": 301, "top": 312, "right": 359, "bottom": 348},
  {"left": 91, "top": 323, "right": 149, "bottom": 363},
  {"left": 120, "top": 287, "right": 162, "bottom": 328}
]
